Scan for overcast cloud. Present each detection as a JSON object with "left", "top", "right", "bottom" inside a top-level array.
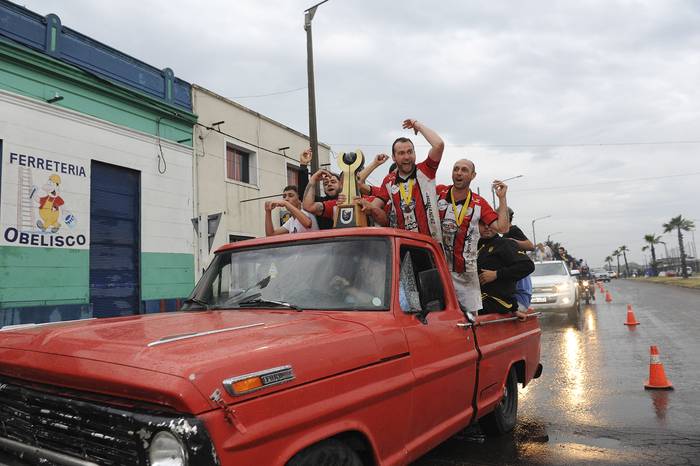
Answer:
[{"left": 20, "top": 0, "right": 700, "bottom": 267}]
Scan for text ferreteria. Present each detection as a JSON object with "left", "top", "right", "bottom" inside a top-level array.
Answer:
[{"left": 9, "top": 152, "right": 88, "bottom": 177}]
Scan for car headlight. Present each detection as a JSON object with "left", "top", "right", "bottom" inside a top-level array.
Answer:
[
  {"left": 556, "top": 283, "right": 570, "bottom": 292},
  {"left": 149, "top": 431, "right": 187, "bottom": 466}
]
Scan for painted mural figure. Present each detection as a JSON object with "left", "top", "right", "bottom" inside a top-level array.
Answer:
[{"left": 31, "top": 174, "right": 66, "bottom": 233}]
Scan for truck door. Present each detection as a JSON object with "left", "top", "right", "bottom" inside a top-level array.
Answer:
[
  {"left": 394, "top": 240, "right": 478, "bottom": 461},
  {"left": 473, "top": 312, "right": 540, "bottom": 416}
]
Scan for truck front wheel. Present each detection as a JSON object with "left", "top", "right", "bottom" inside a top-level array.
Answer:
[
  {"left": 480, "top": 367, "right": 518, "bottom": 436},
  {"left": 287, "top": 439, "right": 363, "bottom": 466}
]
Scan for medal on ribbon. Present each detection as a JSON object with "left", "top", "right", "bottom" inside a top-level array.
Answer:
[
  {"left": 398, "top": 178, "right": 415, "bottom": 213},
  {"left": 451, "top": 188, "right": 472, "bottom": 226}
]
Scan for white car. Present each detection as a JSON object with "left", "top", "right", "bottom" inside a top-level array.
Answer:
[
  {"left": 530, "top": 261, "right": 580, "bottom": 317},
  {"left": 594, "top": 270, "right": 611, "bottom": 282}
]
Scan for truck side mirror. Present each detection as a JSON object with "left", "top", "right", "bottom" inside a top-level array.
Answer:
[{"left": 417, "top": 268, "right": 445, "bottom": 313}]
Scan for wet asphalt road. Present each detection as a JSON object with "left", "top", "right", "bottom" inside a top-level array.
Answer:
[{"left": 415, "top": 279, "right": 700, "bottom": 466}]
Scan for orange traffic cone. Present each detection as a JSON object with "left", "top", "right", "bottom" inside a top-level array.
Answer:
[
  {"left": 644, "top": 346, "right": 673, "bottom": 390},
  {"left": 605, "top": 290, "right": 612, "bottom": 302},
  {"left": 624, "top": 304, "right": 640, "bottom": 326}
]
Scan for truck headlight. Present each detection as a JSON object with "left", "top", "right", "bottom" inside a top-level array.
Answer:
[
  {"left": 149, "top": 431, "right": 187, "bottom": 466},
  {"left": 556, "top": 283, "right": 570, "bottom": 292}
]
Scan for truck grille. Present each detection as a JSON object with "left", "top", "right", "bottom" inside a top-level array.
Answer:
[
  {"left": 0, "top": 380, "right": 148, "bottom": 465},
  {"left": 0, "top": 377, "right": 218, "bottom": 466},
  {"left": 533, "top": 286, "right": 556, "bottom": 294}
]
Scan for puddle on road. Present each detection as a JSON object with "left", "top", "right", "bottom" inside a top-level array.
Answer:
[{"left": 414, "top": 416, "right": 647, "bottom": 465}]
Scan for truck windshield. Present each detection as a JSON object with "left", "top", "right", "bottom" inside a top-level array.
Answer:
[
  {"left": 185, "top": 238, "right": 391, "bottom": 311},
  {"left": 533, "top": 262, "right": 568, "bottom": 277}
]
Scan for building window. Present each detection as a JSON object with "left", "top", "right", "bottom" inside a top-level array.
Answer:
[
  {"left": 287, "top": 163, "right": 302, "bottom": 187},
  {"left": 229, "top": 234, "right": 254, "bottom": 243},
  {"left": 226, "top": 144, "right": 256, "bottom": 185}
]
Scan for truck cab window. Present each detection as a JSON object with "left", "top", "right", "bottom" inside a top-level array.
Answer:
[
  {"left": 399, "top": 246, "right": 445, "bottom": 312},
  {"left": 187, "top": 238, "right": 391, "bottom": 311}
]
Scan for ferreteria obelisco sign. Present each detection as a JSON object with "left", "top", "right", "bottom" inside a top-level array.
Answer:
[{"left": 1, "top": 150, "right": 89, "bottom": 249}]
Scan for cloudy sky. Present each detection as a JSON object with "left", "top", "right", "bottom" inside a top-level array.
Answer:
[{"left": 22, "top": 0, "right": 700, "bottom": 267}]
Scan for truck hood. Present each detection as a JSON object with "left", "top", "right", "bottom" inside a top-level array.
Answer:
[{"left": 0, "top": 311, "right": 380, "bottom": 410}]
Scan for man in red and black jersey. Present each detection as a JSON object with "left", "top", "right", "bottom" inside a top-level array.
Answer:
[
  {"left": 297, "top": 148, "right": 340, "bottom": 230},
  {"left": 437, "top": 159, "right": 510, "bottom": 313},
  {"left": 360, "top": 119, "right": 445, "bottom": 244}
]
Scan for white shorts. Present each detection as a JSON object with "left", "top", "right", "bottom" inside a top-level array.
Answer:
[{"left": 451, "top": 270, "right": 482, "bottom": 314}]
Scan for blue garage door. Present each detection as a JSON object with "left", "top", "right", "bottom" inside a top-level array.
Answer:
[{"left": 90, "top": 161, "right": 140, "bottom": 317}]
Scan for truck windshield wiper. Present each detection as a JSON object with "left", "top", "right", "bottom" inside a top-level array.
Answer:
[
  {"left": 229, "top": 298, "right": 301, "bottom": 311},
  {"left": 182, "top": 297, "right": 209, "bottom": 310}
]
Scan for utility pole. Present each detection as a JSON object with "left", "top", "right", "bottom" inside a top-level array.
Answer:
[{"left": 304, "top": 0, "right": 329, "bottom": 174}]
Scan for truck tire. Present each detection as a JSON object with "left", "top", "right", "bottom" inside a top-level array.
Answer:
[
  {"left": 287, "top": 439, "right": 363, "bottom": 466},
  {"left": 480, "top": 367, "right": 518, "bottom": 436}
]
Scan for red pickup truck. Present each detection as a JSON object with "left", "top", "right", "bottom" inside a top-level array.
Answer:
[{"left": 0, "top": 227, "right": 541, "bottom": 466}]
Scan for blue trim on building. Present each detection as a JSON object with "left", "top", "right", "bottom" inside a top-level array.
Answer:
[
  {"left": 0, "top": 303, "right": 92, "bottom": 326},
  {"left": 0, "top": 298, "right": 185, "bottom": 326},
  {"left": 0, "top": 0, "right": 192, "bottom": 111}
]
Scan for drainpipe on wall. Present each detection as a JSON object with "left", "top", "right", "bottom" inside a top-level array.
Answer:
[{"left": 192, "top": 92, "right": 201, "bottom": 279}]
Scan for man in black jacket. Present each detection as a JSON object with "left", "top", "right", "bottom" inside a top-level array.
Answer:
[{"left": 477, "top": 220, "right": 534, "bottom": 318}]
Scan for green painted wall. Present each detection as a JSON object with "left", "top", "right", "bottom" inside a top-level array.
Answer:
[
  {"left": 0, "top": 247, "right": 194, "bottom": 308},
  {"left": 0, "top": 38, "right": 196, "bottom": 145},
  {"left": 0, "top": 246, "right": 88, "bottom": 307},
  {"left": 141, "top": 252, "right": 195, "bottom": 300}
]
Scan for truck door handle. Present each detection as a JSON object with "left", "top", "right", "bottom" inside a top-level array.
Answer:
[{"left": 457, "top": 322, "right": 473, "bottom": 329}]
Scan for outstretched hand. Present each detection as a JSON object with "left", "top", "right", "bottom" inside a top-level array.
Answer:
[
  {"left": 374, "top": 153, "right": 389, "bottom": 165},
  {"left": 479, "top": 269, "right": 497, "bottom": 285},
  {"left": 300, "top": 148, "right": 312, "bottom": 166},
  {"left": 354, "top": 196, "right": 372, "bottom": 212},
  {"left": 402, "top": 118, "right": 419, "bottom": 135},
  {"left": 492, "top": 180, "right": 508, "bottom": 199},
  {"left": 265, "top": 200, "right": 287, "bottom": 212},
  {"left": 311, "top": 168, "right": 332, "bottom": 182}
]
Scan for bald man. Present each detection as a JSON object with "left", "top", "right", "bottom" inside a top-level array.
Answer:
[{"left": 436, "top": 159, "right": 510, "bottom": 313}]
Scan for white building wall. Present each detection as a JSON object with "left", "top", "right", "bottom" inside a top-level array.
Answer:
[
  {"left": 0, "top": 89, "right": 193, "bottom": 256},
  {"left": 192, "top": 85, "right": 331, "bottom": 274}
]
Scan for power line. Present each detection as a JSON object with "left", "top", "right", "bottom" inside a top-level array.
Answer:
[
  {"left": 518, "top": 171, "right": 700, "bottom": 193},
  {"left": 330, "top": 140, "right": 700, "bottom": 149},
  {"left": 231, "top": 86, "right": 307, "bottom": 99},
  {"left": 195, "top": 122, "right": 301, "bottom": 163}
]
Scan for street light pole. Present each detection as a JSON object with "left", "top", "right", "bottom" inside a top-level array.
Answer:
[
  {"left": 304, "top": 0, "right": 329, "bottom": 174},
  {"left": 531, "top": 215, "right": 551, "bottom": 246}
]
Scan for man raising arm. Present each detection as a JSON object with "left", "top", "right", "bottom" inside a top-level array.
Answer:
[
  {"left": 361, "top": 118, "right": 445, "bottom": 243},
  {"left": 490, "top": 179, "right": 511, "bottom": 234},
  {"left": 265, "top": 186, "right": 318, "bottom": 236}
]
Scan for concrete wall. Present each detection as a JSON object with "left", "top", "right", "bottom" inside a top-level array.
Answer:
[{"left": 192, "top": 85, "right": 330, "bottom": 274}]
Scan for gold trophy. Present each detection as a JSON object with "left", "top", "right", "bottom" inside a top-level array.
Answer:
[{"left": 334, "top": 149, "right": 367, "bottom": 228}]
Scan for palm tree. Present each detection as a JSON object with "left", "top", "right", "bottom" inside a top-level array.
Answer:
[
  {"left": 618, "top": 245, "right": 630, "bottom": 277},
  {"left": 604, "top": 255, "right": 613, "bottom": 272},
  {"left": 642, "top": 234, "right": 663, "bottom": 276},
  {"left": 662, "top": 215, "right": 696, "bottom": 279},
  {"left": 612, "top": 249, "right": 621, "bottom": 277}
]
